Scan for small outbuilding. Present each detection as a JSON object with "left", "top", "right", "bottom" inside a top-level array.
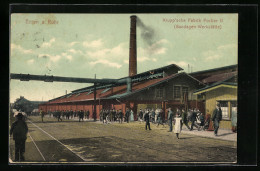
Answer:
[{"left": 194, "top": 76, "right": 237, "bottom": 129}]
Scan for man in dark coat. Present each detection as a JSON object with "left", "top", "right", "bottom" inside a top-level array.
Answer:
[
  {"left": 190, "top": 108, "right": 198, "bottom": 131},
  {"left": 79, "top": 110, "right": 84, "bottom": 122},
  {"left": 57, "top": 111, "right": 62, "bottom": 122},
  {"left": 73, "top": 110, "right": 77, "bottom": 118},
  {"left": 198, "top": 112, "right": 205, "bottom": 131},
  {"left": 66, "top": 110, "right": 70, "bottom": 120},
  {"left": 212, "top": 103, "right": 222, "bottom": 136},
  {"left": 138, "top": 109, "right": 143, "bottom": 122},
  {"left": 168, "top": 108, "right": 173, "bottom": 132},
  {"left": 10, "top": 113, "right": 28, "bottom": 161},
  {"left": 157, "top": 109, "right": 165, "bottom": 127},
  {"left": 181, "top": 109, "right": 190, "bottom": 130},
  {"left": 112, "top": 109, "right": 116, "bottom": 122},
  {"left": 86, "top": 110, "right": 90, "bottom": 120},
  {"left": 144, "top": 110, "right": 151, "bottom": 130},
  {"left": 125, "top": 108, "right": 130, "bottom": 123},
  {"left": 70, "top": 110, "right": 73, "bottom": 119},
  {"left": 118, "top": 109, "right": 123, "bottom": 123}
]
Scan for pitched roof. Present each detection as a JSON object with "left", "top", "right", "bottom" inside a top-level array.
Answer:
[
  {"left": 201, "top": 71, "right": 237, "bottom": 84},
  {"left": 128, "top": 63, "right": 183, "bottom": 78},
  {"left": 193, "top": 82, "right": 237, "bottom": 95},
  {"left": 107, "top": 72, "right": 204, "bottom": 99},
  {"left": 190, "top": 64, "right": 237, "bottom": 76},
  {"left": 46, "top": 72, "right": 203, "bottom": 104},
  {"left": 71, "top": 64, "right": 183, "bottom": 93}
]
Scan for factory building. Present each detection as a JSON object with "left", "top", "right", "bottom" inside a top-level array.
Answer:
[
  {"left": 39, "top": 63, "right": 205, "bottom": 120},
  {"left": 38, "top": 15, "right": 237, "bottom": 129},
  {"left": 192, "top": 65, "right": 237, "bottom": 129}
]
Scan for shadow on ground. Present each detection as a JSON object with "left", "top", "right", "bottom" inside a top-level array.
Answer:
[{"left": 217, "top": 132, "right": 235, "bottom": 137}]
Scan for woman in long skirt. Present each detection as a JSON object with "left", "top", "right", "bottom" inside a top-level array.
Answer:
[
  {"left": 130, "top": 110, "right": 134, "bottom": 122},
  {"left": 174, "top": 113, "right": 182, "bottom": 139}
]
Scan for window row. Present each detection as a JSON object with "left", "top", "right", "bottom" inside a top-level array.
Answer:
[
  {"left": 155, "top": 85, "right": 189, "bottom": 99},
  {"left": 217, "top": 100, "right": 237, "bottom": 120}
]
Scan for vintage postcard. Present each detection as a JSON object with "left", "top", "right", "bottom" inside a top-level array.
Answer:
[{"left": 9, "top": 13, "right": 238, "bottom": 164}]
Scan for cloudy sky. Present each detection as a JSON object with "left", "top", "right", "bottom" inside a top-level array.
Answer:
[{"left": 10, "top": 13, "right": 238, "bottom": 103}]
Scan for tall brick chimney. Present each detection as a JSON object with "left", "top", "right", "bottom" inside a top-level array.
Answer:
[{"left": 129, "top": 15, "right": 137, "bottom": 77}]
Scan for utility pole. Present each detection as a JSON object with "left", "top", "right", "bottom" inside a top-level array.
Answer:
[{"left": 93, "top": 74, "right": 97, "bottom": 121}]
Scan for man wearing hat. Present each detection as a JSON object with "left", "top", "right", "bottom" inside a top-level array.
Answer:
[
  {"left": 212, "top": 103, "right": 222, "bottom": 136},
  {"left": 10, "top": 113, "right": 28, "bottom": 161},
  {"left": 144, "top": 109, "right": 151, "bottom": 130},
  {"left": 125, "top": 108, "right": 130, "bottom": 123}
]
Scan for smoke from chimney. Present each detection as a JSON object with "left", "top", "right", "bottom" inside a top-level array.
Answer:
[
  {"left": 136, "top": 17, "right": 156, "bottom": 46},
  {"left": 136, "top": 17, "right": 163, "bottom": 56}
]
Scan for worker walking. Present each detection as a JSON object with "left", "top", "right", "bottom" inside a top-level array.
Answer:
[
  {"left": 125, "top": 108, "right": 130, "bottom": 123},
  {"left": 118, "top": 109, "right": 123, "bottom": 123},
  {"left": 144, "top": 110, "right": 151, "bottom": 130},
  {"left": 79, "top": 110, "right": 84, "bottom": 122},
  {"left": 181, "top": 109, "right": 190, "bottom": 130},
  {"left": 190, "top": 108, "right": 198, "bottom": 131},
  {"left": 57, "top": 111, "right": 62, "bottom": 122},
  {"left": 86, "top": 110, "right": 90, "bottom": 120},
  {"left": 10, "top": 113, "right": 28, "bottom": 162},
  {"left": 212, "top": 103, "right": 222, "bottom": 136}
]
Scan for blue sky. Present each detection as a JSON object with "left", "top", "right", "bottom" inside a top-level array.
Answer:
[{"left": 10, "top": 14, "right": 238, "bottom": 102}]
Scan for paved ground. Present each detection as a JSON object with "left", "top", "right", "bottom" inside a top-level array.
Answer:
[
  {"left": 181, "top": 127, "right": 237, "bottom": 142},
  {"left": 9, "top": 116, "right": 237, "bottom": 164}
]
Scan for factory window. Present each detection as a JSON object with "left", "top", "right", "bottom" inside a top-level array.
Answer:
[
  {"left": 173, "top": 86, "right": 181, "bottom": 99},
  {"left": 156, "top": 87, "right": 164, "bottom": 98},
  {"left": 218, "top": 101, "right": 229, "bottom": 120}
]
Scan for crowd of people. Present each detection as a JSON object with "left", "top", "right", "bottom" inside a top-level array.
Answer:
[
  {"left": 39, "top": 109, "right": 91, "bottom": 122},
  {"left": 38, "top": 104, "right": 223, "bottom": 138},
  {"left": 99, "top": 108, "right": 135, "bottom": 124},
  {"left": 136, "top": 104, "right": 223, "bottom": 138}
]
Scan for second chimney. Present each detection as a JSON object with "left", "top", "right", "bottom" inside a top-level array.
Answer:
[{"left": 129, "top": 15, "right": 137, "bottom": 77}]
